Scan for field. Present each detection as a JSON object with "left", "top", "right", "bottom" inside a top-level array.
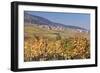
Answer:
[{"left": 24, "top": 24, "right": 90, "bottom": 62}]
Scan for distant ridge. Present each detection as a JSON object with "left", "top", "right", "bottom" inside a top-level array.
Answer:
[{"left": 24, "top": 12, "right": 88, "bottom": 32}]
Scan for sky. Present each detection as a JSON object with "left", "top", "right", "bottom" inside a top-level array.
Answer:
[{"left": 25, "top": 11, "right": 90, "bottom": 30}]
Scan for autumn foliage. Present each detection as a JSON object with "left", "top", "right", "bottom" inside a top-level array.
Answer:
[{"left": 24, "top": 35, "right": 90, "bottom": 62}]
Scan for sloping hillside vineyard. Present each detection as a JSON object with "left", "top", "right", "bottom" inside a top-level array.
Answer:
[{"left": 24, "top": 12, "right": 90, "bottom": 62}]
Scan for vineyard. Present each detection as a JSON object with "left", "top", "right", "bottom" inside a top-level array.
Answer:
[
  {"left": 24, "top": 32, "right": 90, "bottom": 62},
  {"left": 24, "top": 12, "right": 90, "bottom": 62}
]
